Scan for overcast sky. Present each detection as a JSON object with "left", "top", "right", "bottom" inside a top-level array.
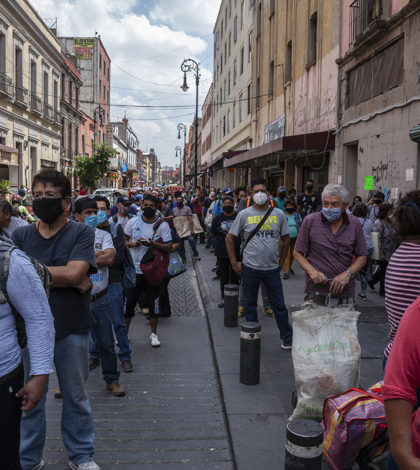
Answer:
[{"left": 30, "top": 0, "right": 219, "bottom": 168}]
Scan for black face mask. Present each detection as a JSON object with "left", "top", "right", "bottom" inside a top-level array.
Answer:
[
  {"left": 279, "top": 192, "right": 286, "bottom": 199},
  {"left": 285, "top": 208, "right": 295, "bottom": 214},
  {"left": 306, "top": 185, "right": 314, "bottom": 192},
  {"left": 176, "top": 202, "right": 184, "bottom": 208},
  {"left": 223, "top": 205, "right": 234, "bottom": 214},
  {"left": 143, "top": 207, "right": 156, "bottom": 219},
  {"left": 33, "top": 197, "right": 64, "bottom": 224},
  {"left": 374, "top": 200, "right": 382, "bottom": 205}
]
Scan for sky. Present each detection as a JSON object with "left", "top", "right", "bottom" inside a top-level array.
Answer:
[{"left": 30, "top": 0, "right": 220, "bottom": 168}]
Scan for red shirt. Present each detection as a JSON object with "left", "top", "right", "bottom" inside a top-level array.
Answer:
[{"left": 382, "top": 296, "right": 420, "bottom": 458}]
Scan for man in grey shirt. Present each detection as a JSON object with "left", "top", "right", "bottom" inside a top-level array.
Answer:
[{"left": 226, "top": 177, "right": 293, "bottom": 349}]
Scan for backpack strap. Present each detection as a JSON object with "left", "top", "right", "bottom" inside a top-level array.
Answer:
[
  {"left": 270, "top": 199, "right": 274, "bottom": 207},
  {"left": 246, "top": 197, "right": 251, "bottom": 208},
  {"left": 112, "top": 215, "right": 118, "bottom": 224}
]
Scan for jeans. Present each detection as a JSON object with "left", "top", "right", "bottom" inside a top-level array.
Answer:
[
  {"left": 178, "top": 235, "right": 199, "bottom": 261},
  {"left": 218, "top": 257, "right": 240, "bottom": 299},
  {"left": 283, "top": 238, "right": 297, "bottom": 274},
  {"left": 20, "top": 333, "right": 94, "bottom": 469},
  {"left": 239, "top": 281, "right": 271, "bottom": 309},
  {"left": 90, "top": 293, "right": 120, "bottom": 384},
  {"left": 0, "top": 365, "right": 24, "bottom": 470},
  {"left": 91, "top": 283, "right": 131, "bottom": 362},
  {"left": 205, "top": 226, "right": 213, "bottom": 247},
  {"left": 241, "top": 265, "right": 293, "bottom": 344},
  {"left": 359, "top": 249, "right": 373, "bottom": 294}
]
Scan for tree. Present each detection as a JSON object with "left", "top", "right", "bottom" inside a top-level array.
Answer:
[{"left": 73, "top": 143, "right": 115, "bottom": 190}]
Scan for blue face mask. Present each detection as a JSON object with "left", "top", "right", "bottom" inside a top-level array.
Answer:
[
  {"left": 322, "top": 207, "right": 342, "bottom": 222},
  {"left": 96, "top": 210, "right": 108, "bottom": 225},
  {"left": 84, "top": 214, "right": 98, "bottom": 228}
]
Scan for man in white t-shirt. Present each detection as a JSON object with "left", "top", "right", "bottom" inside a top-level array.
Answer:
[
  {"left": 124, "top": 194, "right": 172, "bottom": 347},
  {"left": 0, "top": 200, "right": 28, "bottom": 237},
  {"left": 74, "top": 197, "right": 125, "bottom": 397}
]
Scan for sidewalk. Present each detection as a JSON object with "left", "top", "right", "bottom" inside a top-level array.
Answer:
[
  {"left": 42, "top": 254, "right": 234, "bottom": 469},
  {"left": 193, "top": 243, "right": 388, "bottom": 469}
]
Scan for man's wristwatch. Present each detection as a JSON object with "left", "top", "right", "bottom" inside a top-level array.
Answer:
[{"left": 346, "top": 270, "right": 355, "bottom": 280}]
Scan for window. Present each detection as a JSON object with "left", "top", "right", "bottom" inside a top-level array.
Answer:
[
  {"left": 247, "top": 83, "right": 252, "bottom": 114},
  {"left": 103, "top": 85, "right": 106, "bottom": 99},
  {"left": 269, "top": 61, "right": 274, "bottom": 96},
  {"left": 216, "top": 31, "right": 220, "bottom": 50},
  {"left": 223, "top": 115, "right": 226, "bottom": 136},
  {"left": 216, "top": 93, "right": 218, "bottom": 112},
  {"left": 229, "top": 0, "right": 232, "bottom": 17},
  {"left": 82, "top": 134, "right": 85, "bottom": 156},
  {"left": 30, "top": 59, "right": 36, "bottom": 99},
  {"left": 107, "top": 67, "right": 110, "bottom": 81},
  {"left": 99, "top": 79, "right": 102, "bottom": 95},
  {"left": 221, "top": 20, "right": 224, "bottom": 39},
  {"left": 285, "top": 40, "right": 292, "bottom": 82},
  {"left": 216, "top": 124, "right": 218, "bottom": 142},
  {"left": 69, "top": 80, "right": 73, "bottom": 104},
  {"left": 249, "top": 0, "right": 254, "bottom": 9},
  {"left": 240, "top": 46, "right": 244, "bottom": 74},
  {"left": 15, "top": 47, "right": 23, "bottom": 99},
  {"left": 257, "top": 2, "right": 262, "bottom": 37},
  {"left": 233, "top": 59, "right": 237, "bottom": 85},
  {"left": 239, "top": 93, "right": 243, "bottom": 122},
  {"left": 256, "top": 77, "right": 260, "bottom": 108},
  {"left": 220, "top": 87, "right": 222, "bottom": 107},
  {"left": 75, "top": 86, "right": 79, "bottom": 107},
  {"left": 234, "top": 16, "right": 238, "bottom": 42},
  {"left": 228, "top": 71, "right": 231, "bottom": 95},
  {"left": 227, "top": 110, "right": 230, "bottom": 133},
  {"left": 248, "top": 31, "right": 252, "bottom": 62},
  {"left": 220, "top": 54, "right": 223, "bottom": 74},
  {"left": 224, "top": 79, "right": 227, "bottom": 101},
  {"left": 0, "top": 33, "right": 6, "bottom": 74},
  {"left": 75, "top": 125, "right": 79, "bottom": 155},
  {"left": 225, "top": 7, "right": 228, "bottom": 27},
  {"left": 107, "top": 90, "right": 110, "bottom": 105},
  {"left": 241, "top": 1, "right": 245, "bottom": 28},
  {"left": 308, "top": 11, "right": 317, "bottom": 65},
  {"left": 68, "top": 123, "right": 73, "bottom": 156},
  {"left": 99, "top": 53, "right": 102, "bottom": 70},
  {"left": 233, "top": 102, "right": 236, "bottom": 128},
  {"left": 43, "top": 71, "right": 49, "bottom": 108},
  {"left": 53, "top": 79, "right": 58, "bottom": 113},
  {"left": 229, "top": 32, "right": 232, "bottom": 56},
  {"left": 224, "top": 42, "right": 227, "bottom": 64},
  {"left": 217, "top": 64, "right": 219, "bottom": 81}
]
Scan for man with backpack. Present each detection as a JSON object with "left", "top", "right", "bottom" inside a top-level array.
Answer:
[
  {"left": 124, "top": 194, "right": 172, "bottom": 347},
  {"left": 226, "top": 177, "right": 293, "bottom": 349},
  {"left": 93, "top": 195, "right": 134, "bottom": 373},
  {"left": 13, "top": 169, "right": 100, "bottom": 470},
  {"left": 0, "top": 234, "right": 55, "bottom": 470}
]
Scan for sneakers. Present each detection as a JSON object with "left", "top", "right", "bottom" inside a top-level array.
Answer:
[
  {"left": 150, "top": 333, "right": 161, "bottom": 348},
  {"left": 89, "top": 357, "right": 100, "bottom": 371},
  {"left": 106, "top": 382, "right": 125, "bottom": 397},
  {"left": 121, "top": 359, "right": 134, "bottom": 373},
  {"left": 69, "top": 461, "right": 100, "bottom": 470},
  {"left": 217, "top": 300, "right": 224, "bottom": 308},
  {"left": 194, "top": 256, "right": 201, "bottom": 261},
  {"left": 264, "top": 308, "right": 274, "bottom": 317},
  {"left": 281, "top": 342, "right": 292, "bottom": 350},
  {"left": 237, "top": 306, "right": 244, "bottom": 318},
  {"left": 358, "top": 293, "right": 367, "bottom": 300},
  {"left": 31, "top": 460, "right": 45, "bottom": 470},
  {"left": 289, "top": 268, "right": 295, "bottom": 275},
  {"left": 283, "top": 272, "right": 289, "bottom": 280},
  {"left": 54, "top": 386, "right": 62, "bottom": 399}
]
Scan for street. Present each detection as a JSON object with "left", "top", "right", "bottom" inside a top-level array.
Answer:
[{"left": 42, "top": 243, "right": 388, "bottom": 469}]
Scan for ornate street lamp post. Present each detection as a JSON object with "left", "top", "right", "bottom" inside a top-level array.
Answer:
[{"left": 180, "top": 59, "right": 200, "bottom": 188}]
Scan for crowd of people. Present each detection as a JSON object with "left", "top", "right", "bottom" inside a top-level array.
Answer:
[{"left": 1, "top": 168, "right": 420, "bottom": 469}]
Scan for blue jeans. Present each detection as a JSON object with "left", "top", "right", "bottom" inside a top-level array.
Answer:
[
  {"left": 20, "top": 333, "right": 94, "bottom": 469},
  {"left": 91, "top": 283, "right": 131, "bottom": 362},
  {"left": 90, "top": 292, "right": 120, "bottom": 384},
  {"left": 178, "top": 235, "right": 199, "bottom": 260},
  {"left": 205, "top": 226, "right": 213, "bottom": 247},
  {"left": 242, "top": 265, "right": 293, "bottom": 344}
]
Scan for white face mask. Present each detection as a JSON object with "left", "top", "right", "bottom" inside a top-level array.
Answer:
[{"left": 253, "top": 191, "right": 268, "bottom": 206}]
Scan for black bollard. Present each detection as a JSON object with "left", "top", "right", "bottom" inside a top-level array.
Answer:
[
  {"left": 284, "top": 419, "right": 323, "bottom": 470},
  {"left": 224, "top": 284, "right": 239, "bottom": 327},
  {"left": 239, "top": 322, "right": 261, "bottom": 385}
]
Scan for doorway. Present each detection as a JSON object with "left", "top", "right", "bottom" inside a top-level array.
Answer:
[
  {"left": 30, "top": 146, "right": 37, "bottom": 180},
  {"left": 16, "top": 141, "right": 23, "bottom": 187},
  {"left": 344, "top": 143, "right": 358, "bottom": 198}
]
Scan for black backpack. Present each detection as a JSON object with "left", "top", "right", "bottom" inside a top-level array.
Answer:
[
  {"left": 112, "top": 213, "right": 133, "bottom": 224},
  {"left": 0, "top": 236, "right": 52, "bottom": 348}
]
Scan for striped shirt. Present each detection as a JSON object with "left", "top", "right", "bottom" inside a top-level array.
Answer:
[{"left": 384, "top": 242, "right": 420, "bottom": 358}]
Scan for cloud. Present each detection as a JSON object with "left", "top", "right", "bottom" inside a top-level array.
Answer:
[{"left": 29, "top": 0, "right": 215, "bottom": 167}]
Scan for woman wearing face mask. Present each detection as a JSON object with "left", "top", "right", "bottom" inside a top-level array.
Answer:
[
  {"left": 283, "top": 199, "right": 302, "bottom": 280},
  {"left": 210, "top": 196, "right": 240, "bottom": 308}
]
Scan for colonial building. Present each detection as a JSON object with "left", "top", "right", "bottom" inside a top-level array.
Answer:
[
  {"left": 209, "top": 0, "right": 254, "bottom": 188},
  {"left": 333, "top": 0, "right": 420, "bottom": 200},
  {"left": 111, "top": 117, "right": 139, "bottom": 187},
  {"left": 201, "top": 84, "right": 213, "bottom": 187},
  {"left": 0, "top": 0, "right": 62, "bottom": 189},
  {"left": 59, "top": 35, "right": 111, "bottom": 147}
]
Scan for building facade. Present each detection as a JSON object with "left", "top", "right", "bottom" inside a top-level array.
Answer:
[
  {"left": 111, "top": 118, "right": 139, "bottom": 187},
  {"left": 0, "top": 0, "right": 62, "bottom": 189},
  {"left": 333, "top": 0, "right": 420, "bottom": 200},
  {"left": 201, "top": 84, "right": 213, "bottom": 187},
  {"left": 210, "top": 0, "right": 254, "bottom": 189},
  {"left": 59, "top": 36, "right": 111, "bottom": 147}
]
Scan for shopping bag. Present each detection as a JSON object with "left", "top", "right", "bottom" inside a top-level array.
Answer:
[
  {"left": 167, "top": 251, "right": 187, "bottom": 278},
  {"left": 173, "top": 215, "right": 204, "bottom": 238},
  {"left": 371, "top": 231, "right": 381, "bottom": 261},
  {"left": 291, "top": 302, "right": 361, "bottom": 420}
]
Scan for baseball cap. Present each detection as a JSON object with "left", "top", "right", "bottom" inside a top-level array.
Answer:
[
  {"left": 277, "top": 186, "right": 287, "bottom": 193},
  {"left": 135, "top": 194, "right": 143, "bottom": 200},
  {"left": 117, "top": 196, "right": 130, "bottom": 205},
  {"left": 222, "top": 187, "right": 233, "bottom": 194}
]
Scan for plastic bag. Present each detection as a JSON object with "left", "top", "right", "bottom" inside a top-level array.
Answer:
[{"left": 291, "top": 302, "right": 361, "bottom": 420}]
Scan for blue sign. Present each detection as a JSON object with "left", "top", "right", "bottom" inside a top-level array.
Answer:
[{"left": 120, "top": 163, "right": 127, "bottom": 173}]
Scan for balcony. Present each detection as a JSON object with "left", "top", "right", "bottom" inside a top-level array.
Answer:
[
  {"left": 54, "top": 108, "right": 61, "bottom": 124},
  {"left": 350, "top": 0, "right": 382, "bottom": 43},
  {"left": 15, "top": 85, "right": 28, "bottom": 108},
  {"left": 0, "top": 73, "right": 13, "bottom": 98},
  {"left": 30, "top": 94, "right": 42, "bottom": 115},
  {"left": 43, "top": 104, "right": 54, "bottom": 122}
]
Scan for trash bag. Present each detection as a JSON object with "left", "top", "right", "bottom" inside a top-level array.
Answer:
[{"left": 291, "top": 302, "right": 361, "bottom": 420}]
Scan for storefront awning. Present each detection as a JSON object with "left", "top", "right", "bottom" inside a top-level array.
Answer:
[{"left": 223, "top": 130, "right": 335, "bottom": 168}]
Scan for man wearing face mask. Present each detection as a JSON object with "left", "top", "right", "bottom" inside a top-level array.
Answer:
[
  {"left": 226, "top": 177, "right": 293, "bottom": 349},
  {"left": 210, "top": 196, "right": 240, "bottom": 308},
  {"left": 274, "top": 186, "right": 288, "bottom": 212},
  {"left": 297, "top": 179, "right": 322, "bottom": 219},
  {"left": 109, "top": 196, "right": 133, "bottom": 229},
  {"left": 74, "top": 197, "right": 125, "bottom": 398},
  {"left": 367, "top": 191, "right": 385, "bottom": 222},
  {"left": 12, "top": 170, "right": 100, "bottom": 470},
  {"left": 294, "top": 184, "right": 368, "bottom": 304}
]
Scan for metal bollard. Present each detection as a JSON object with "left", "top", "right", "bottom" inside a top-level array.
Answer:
[
  {"left": 239, "top": 322, "right": 261, "bottom": 385},
  {"left": 284, "top": 419, "right": 323, "bottom": 470},
  {"left": 224, "top": 284, "right": 239, "bottom": 327}
]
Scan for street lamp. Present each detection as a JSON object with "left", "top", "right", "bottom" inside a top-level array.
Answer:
[
  {"left": 175, "top": 146, "right": 182, "bottom": 185},
  {"left": 177, "top": 122, "right": 187, "bottom": 186},
  {"left": 180, "top": 58, "right": 200, "bottom": 188}
]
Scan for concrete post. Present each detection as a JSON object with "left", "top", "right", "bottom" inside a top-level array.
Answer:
[
  {"left": 240, "top": 322, "right": 261, "bottom": 385},
  {"left": 224, "top": 284, "right": 239, "bottom": 327},
  {"left": 285, "top": 419, "right": 323, "bottom": 469}
]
